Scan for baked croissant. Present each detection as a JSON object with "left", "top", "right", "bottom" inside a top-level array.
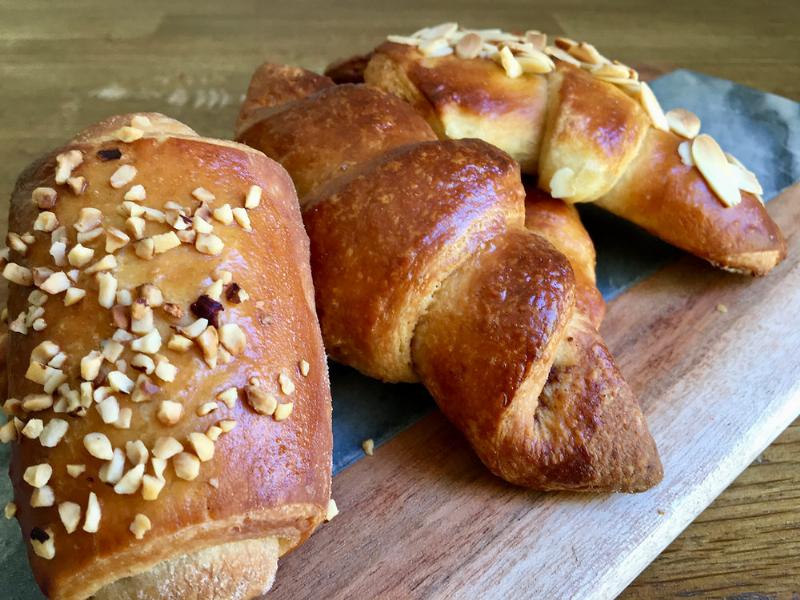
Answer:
[
  {"left": 344, "top": 24, "right": 786, "bottom": 276},
  {"left": 1, "top": 113, "right": 332, "bottom": 599},
  {"left": 237, "top": 64, "right": 662, "bottom": 492}
]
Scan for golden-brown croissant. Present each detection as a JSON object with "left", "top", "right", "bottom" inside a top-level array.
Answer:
[
  {"left": 1, "top": 113, "right": 332, "bottom": 599},
  {"left": 350, "top": 24, "right": 786, "bottom": 276},
  {"left": 237, "top": 64, "right": 662, "bottom": 492}
]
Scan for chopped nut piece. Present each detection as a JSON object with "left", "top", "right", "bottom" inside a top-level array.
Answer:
[
  {"left": 49, "top": 240, "right": 67, "bottom": 265},
  {"left": 0, "top": 420, "right": 17, "bottom": 443},
  {"left": 99, "top": 447, "right": 125, "bottom": 483},
  {"left": 152, "top": 232, "right": 182, "bottom": 255},
  {"left": 188, "top": 432, "right": 215, "bottom": 462},
  {"left": 274, "top": 402, "right": 294, "bottom": 421},
  {"left": 195, "top": 233, "right": 224, "bottom": 255},
  {"left": 107, "top": 371, "right": 134, "bottom": 394},
  {"left": 110, "top": 164, "right": 137, "bottom": 189},
  {"left": 139, "top": 283, "right": 164, "bottom": 307},
  {"left": 218, "top": 419, "right": 236, "bottom": 433},
  {"left": 77, "top": 227, "right": 104, "bottom": 244},
  {"left": 31, "top": 527, "right": 56, "bottom": 559},
  {"left": 134, "top": 238, "right": 155, "bottom": 260},
  {"left": 3, "top": 263, "right": 33, "bottom": 286},
  {"left": 278, "top": 372, "right": 295, "bottom": 395},
  {"left": 85, "top": 254, "right": 118, "bottom": 274},
  {"left": 55, "top": 149, "right": 83, "bottom": 184},
  {"left": 244, "top": 185, "right": 262, "bottom": 209},
  {"left": 638, "top": 82, "right": 669, "bottom": 132},
  {"left": 67, "top": 176, "right": 87, "bottom": 196},
  {"left": 197, "top": 401, "right": 218, "bottom": 416},
  {"left": 131, "top": 302, "right": 154, "bottom": 333},
  {"left": 191, "top": 295, "right": 224, "bottom": 328},
  {"left": 126, "top": 216, "right": 147, "bottom": 240},
  {"left": 23, "top": 463, "right": 52, "bottom": 488},
  {"left": 74, "top": 207, "right": 103, "bottom": 233},
  {"left": 192, "top": 187, "right": 216, "bottom": 203},
  {"left": 39, "top": 419, "right": 68, "bottom": 448},
  {"left": 245, "top": 385, "right": 277, "bottom": 416},
  {"left": 131, "top": 373, "right": 159, "bottom": 403},
  {"left": 66, "top": 464, "right": 86, "bottom": 478},
  {"left": 141, "top": 475, "right": 164, "bottom": 500},
  {"left": 83, "top": 492, "right": 101, "bottom": 533},
  {"left": 131, "top": 353, "right": 155, "bottom": 374},
  {"left": 84, "top": 432, "right": 114, "bottom": 460},
  {"left": 232, "top": 207, "right": 252, "bottom": 231},
  {"left": 325, "top": 498, "right": 338, "bottom": 522},
  {"left": 5, "top": 501, "right": 17, "bottom": 519},
  {"left": 193, "top": 215, "right": 214, "bottom": 234},
  {"left": 114, "top": 464, "right": 145, "bottom": 495},
  {"left": 168, "top": 334, "right": 193, "bottom": 352},
  {"left": 80, "top": 351, "right": 103, "bottom": 381},
  {"left": 115, "top": 126, "right": 144, "bottom": 143},
  {"left": 176, "top": 229, "right": 196, "bottom": 244},
  {"left": 39, "top": 271, "right": 71, "bottom": 294},
  {"left": 299, "top": 360, "right": 310, "bottom": 377},
  {"left": 131, "top": 329, "right": 162, "bottom": 354},
  {"left": 173, "top": 452, "right": 201, "bottom": 480},
  {"left": 67, "top": 244, "right": 93, "bottom": 268},
  {"left": 157, "top": 400, "right": 182, "bottom": 425},
  {"left": 32, "top": 318, "right": 47, "bottom": 331},
  {"left": 212, "top": 204, "right": 234, "bottom": 225},
  {"left": 97, "top": 272, "right": 118, "bottom": 309},
  {"left": 206, "top": 425, "right": 222, "bottom": 441},
  {"left": 131, "top": 115, "right": 152, "bottom": 129},
  {"left": 153, "top": 436, "right": 183, "bottom": 460},
  {"left": 96, "top": 396, "right": 120, "bottom": 424},
  {"left": 151, "top": 457, "right": 168, "bottom": 479},
  {"left": 179, "top": 318, "right": 208, "bottom": 339},
  {"left": 105, "top": 227, "right": 130, "bottom": 253},
  {"left": 22, "top": 419, "right": 44, "bottom": 439},
  {"left": 362, "top": 438, "right": 375, "bottom": 456},
  {"left": 31, "top": 485, "right": 55, "bottom": 507},
  {"left": 219, "top": 323, "right": 246, "bottom": 355},
  {"left": 58, "top": 501, "right": 81, "bottom": 534},
  {"left": 32, "top": 187, "right": 58, "bottom": 210},
  {"left": 129, "top": 513, "right": 152, "bottom": 540},
  {"left": 22, "top": 394, "right": 54, "bottom": 412},
  {"left": 34, "top": 211, "right": 59, "bottom": 233},
  {"left": 549, "top": 167, "right": 576, "bottom": 199},
  {"left": 8, "top": 232, "right": 28, "bottom": 255},
  {"left": 208, "top": 477, "right": 219, "bottom": 488},
  {"left": 216, "top": 387, "right": 238, "bottom": 408}
]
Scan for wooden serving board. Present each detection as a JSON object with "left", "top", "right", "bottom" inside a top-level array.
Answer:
[{"left": 269, "top": 183, "right": 800, "bottom": 599}]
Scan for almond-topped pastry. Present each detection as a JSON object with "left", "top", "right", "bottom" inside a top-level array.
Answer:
[
  {"left": 1, "top": 113, "right": 332, "bottom": 600},
  {"left": 328, "top": 23, "right": 786, "bottom": 276}
]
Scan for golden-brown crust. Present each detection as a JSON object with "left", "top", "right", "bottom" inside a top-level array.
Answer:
[
  {"left": 324, "top": 53, "right": 372, "bottom": 84},
  {"left": 363, "top": 41, "right": 786, "bottom": 275},
  {"left": 5, "top": 113, "right": 331, "bottom": 599}
]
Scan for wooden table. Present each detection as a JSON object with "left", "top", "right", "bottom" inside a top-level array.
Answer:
[{"left": 0, "top": 1, "right": 797, "bottom": 597}]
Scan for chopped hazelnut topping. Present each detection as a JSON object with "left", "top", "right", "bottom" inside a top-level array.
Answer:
[
  {"left": 39, "top": 419, "right": 68, "bottom": 448},
  {"left": 83, "top": 492, "right": 101, "bottom": 533},
  {"left": 8, "top": 232, "right": 28, "bottom": 255},
  {"left": 245, "top": 384, "right": 277, "bottom": 416},
  {"left": 195, "top": 233, "right": 224, "bottom": 256},
  {"left": 162, "top": 302, "right": 183, "bottom": 321},
  {"left": 154, "top": 358, "right": 178, "bottom": 382},
  {"left": 141, "top": 475, "right": 165, "bottom": 501},
  {"left": 208, "top": 478, "right": 219, "bottom": 488},
  {"left": 126, "top": 216, "right": 147, "bottom": 240},
  {"left": 3, "top": 263, "right": 33, "bottom": 286},
  {"left": 39, "top": 271, "right": 71, "bottom": 294},
  {"left": 85, "top": 254, "right": 118, "bottom": 274},
  {"left": 218, "top": 419, "right": 236, "bottom": 433},
  {"left": 152, "top": 436, "right": 183, "bottom": 460},
  {"left": 114, "top": 407, "right": 132, "bottom": 429},
  {"left": 124, "top": 440, "right": 149, "bottom": 466},
  {"left": 77, "top": 227, "right": 103, "bottom": 244},
  {"left": 31, "top": 340, "right": 58, "bottom": 363},
  {"left": 66, "top": 464, "right": 86, "bottom": 478},
  {"left": 188, "top": 432, "right": 215, "bottom": 462},
  {"left": 97, "top": 272, "right": 118, "bottom": 309},
  {"left": 244, "top": 185, "right": 262, "bottom": 209},
  {"left": 278, "top": 372, "right": 295, "bottom": 395},
  {"left": 157, "top": 400, "right": 182, "bottom": 425},
  {"left": 179, "top": 318, "right": 208, "bottom": 339},
  {"left": 115, "top": 126, "right": 143, "bottom": 143},
  {"left": 97, "top": 148, "right": 122, "bottom": 161},
  {"left": 32, "top": 187, "right": 58, "bottom": 210},
  {"left": 299, "top": 360, "right": 310, "bottom": 377},
  {"left": 173, "top": 452, "right": 201, "bottom": 480},
  {"left": 225, "top": 282, "right": 249, "bottom": 304},
  {"left": 151, "top": 457, "right": 166, "bottom": 480},
  {"left": 129, "top": 513, "right": 152, "bottom": 540},
  {"left": 67, "top": 176, "right": 87, "bottom": 196},
  {"left": 84, "top": 432, "right": 114, "bottom": 460},
  {"left": 107, "top": 371, "right": 135, "bottom": 394},
  {"left": 168, "top": 334, "right": 193, "bottom": 352},
  {"left": 99, "top": 448, "right": 126, "bottom": 483},
  {"left": 232, "top": 207, "right": 252, "bottom": 231},
  {"left": 131, "top": 329, "right": 162, "bottom": 354},
  {"left": 74, "top": 207, "right": 103, "bottom": 233},
  {"left": 111, "top": 306, "right": 130, "bottom": 331},
  {"left": 22, "top": 394, "right": 54, "bottom": 412},
  {"left": 122, "top": 201, "right": 145, "bottom": 218},
  {"left": 193, "top": 215, "right": 214, "bottom": 234},
  {"left": 274, "top": 402, "right": 294, "bottom": 421},
  {"left": 64, "top": 287, "right": 86, "bottom": 306},
  {"left": 101, "top": 339, "right": 124, "bottom": 363},
  {"left": 212, "top": 204, "right": 233, "bottom": 225},
  {"left": 81, "top": 351, "right": 103, "bottom": 381},
  {"left": 50, "top": 240, "right": 67, "bottom": 265},
  {"left": 139, "top": 284, "right": 163, "bottom": 307},
  {"left": 325, "top": 498, "right": 339, "bottom": 522},
  {"left": 32, "top": 267, "right": 54, "bottom": 287},
  {"left": 216, "top": 387, "right": 238, "bottom": 409},
  {"left": 32, "top": 318, "right": 47, "bottom": 331},
  {"left": 112, "top": 328, "right": 134, "bottom": 343},
  {"left": 362, "top": 438, "right": 375, "bottom": 456},
  {"left": 131, "top": 302, "right": 154, "bottom": 333},
  {"left": 58, "top": 502, "right": 81, "bottom": 534},
  {"left": 114, "top": 464, "right": 145, "bottom": 495},
  {"left": 110, "top": 164, "right": 137, "bottom": 189},
  {"left": 131, "top": 353, "right": 155, "bottom": 374},
  {"left": 22, "top": 419, "right": 44, "bottom": 439},
  {"left": 131, "top": 115, "right": 152, "bottom": 129},
  {"left": 197, "top": 402, "right": 218, "bottom": 417},
  {"left": 4, "top": 501, "right": 17, "bottom": 519},
  {"left": 55, "top": 149, "right": 83, "bottom": 184},
  {"left": 96, "top": 396, "right": 120, "bottom": 424},
  {"left": 31, "top": 485, "right": 55, "bottom": 507},
  {"left": 206, "top": 425, "right": 222, "bottom": 441},
  {"left": 31, "top": 527, "right": 56, "bottom": 559},
  {"left": 9, "top": 312, "right": 28, "bottom": 334},
  {"left": 105, "top": 227, "right": 130, "bottom": 253},
  {"left": 67, "top": 244, "right": 93, "bottom": 268},
  {"left": 152, "top": 232, "right": 182, "bottom": 254},
  {"left": 192, "top": 187, "right": 216, "bottom": 203},
  {"left": 0, "top": 421, "right": 17, "bottom": 443},
  {"left": 134, "top": 238, "right": 155, "bottom": 260},
  {"left": 23, "top": 463, "right": 53, "bottom": 488},
  {"left": 34, "top": 211, "right": 59, "bottom": 233},
  {"left": 21, "top": 232, "right": 36, "bottom": 244},
  {"left": 219, "top": 323, "right": 246, "bottom": 355},
  {"left": 131, "top": 374, "right": 159, "bottom": 403}
]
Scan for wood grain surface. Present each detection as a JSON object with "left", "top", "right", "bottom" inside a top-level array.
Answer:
[{"left": 0, "top": 1, "right": 798, "bottom": 597}]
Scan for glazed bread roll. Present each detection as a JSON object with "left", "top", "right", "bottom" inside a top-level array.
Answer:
[
  {"left": 353, "top": 24, "right": 787, "bottom": 276},
  {"left": 237, "top": 64, "right": 662, "bottom": 492},
  {"left": 0, "top": 113, "right": 332, "bottom": 599}
]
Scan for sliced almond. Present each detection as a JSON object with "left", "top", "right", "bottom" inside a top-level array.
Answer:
[
  {"left": 638, "top": 82, "right": 669, "bottom": 132},
  {"left": 691, "top": 134, "right": 741, "bottom": 207},
  {"left": 497, "top": 46, "right": 522, "bottom": 78},
  {"left": 549, "top": 167, "right": 576, "bottom": 199},
  {"left": 666, "top": 108, "right": 701, "bottom": 139}
]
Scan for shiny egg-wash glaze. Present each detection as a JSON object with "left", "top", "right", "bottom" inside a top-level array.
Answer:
[
  {"left": 237, "top": 64, "right": 662, "bottom": 492},
  {"left": 4, "top": 114, "right": 331, "bottom": 599}
]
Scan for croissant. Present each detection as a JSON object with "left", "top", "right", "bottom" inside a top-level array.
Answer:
[
  {"left": 348, "top": 24, "right": 786, "bottom": 276},
  {"left": 1, "top": 113, "right": 332, "bottom": 599},
  {"left": 237, "top": 64, "right": 662, "bottom": 492}
]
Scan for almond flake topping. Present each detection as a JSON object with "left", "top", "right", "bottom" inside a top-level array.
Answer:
[
  {"left": 666, "top": 108, "right": 701, "bottom": 139},
  {"left": 691, "top": 134, "right": 741, "bottom": 207}
]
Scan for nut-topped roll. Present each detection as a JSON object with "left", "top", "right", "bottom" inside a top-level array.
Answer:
[{"left": 0, "top": 113, "right": 332, "bottom": 600}]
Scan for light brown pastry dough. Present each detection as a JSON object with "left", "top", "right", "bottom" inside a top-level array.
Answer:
[
  {"left": 237, "top": 64, "right": 662, "bottom": 492},
  {"left": 2, "top": 113, "right": 331, "bottom": 600}
]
